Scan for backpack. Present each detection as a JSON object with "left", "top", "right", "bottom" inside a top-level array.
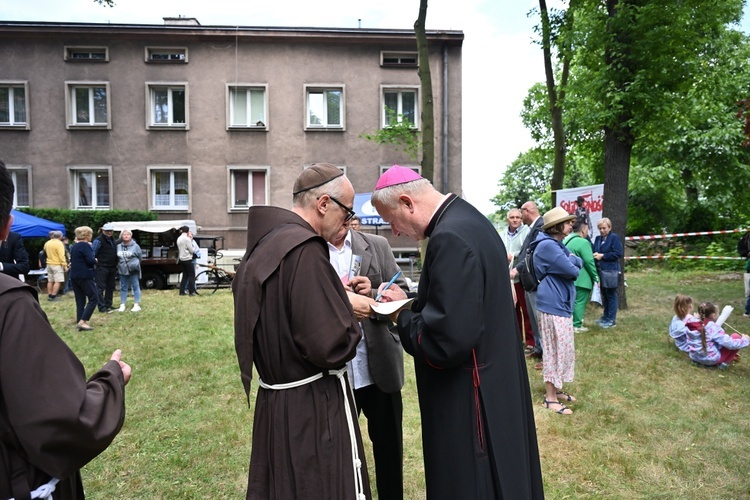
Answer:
[
  {"left": 519, "top": 244, "right": 541, "bottom": 292},
  {"left": 738, "top": 231, "right": 750, "bottom": 258}
]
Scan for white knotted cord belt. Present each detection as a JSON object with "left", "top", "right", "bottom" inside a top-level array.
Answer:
[
  {"left": 259, "top": 368, "right": 366, "bottom": 500},
  {"left": 9, "top": 477, "right": 59, "bottom": 500}
]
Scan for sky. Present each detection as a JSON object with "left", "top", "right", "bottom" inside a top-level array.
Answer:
[{"left": 12, "top": 1, "right": 745, "bottom": 215}]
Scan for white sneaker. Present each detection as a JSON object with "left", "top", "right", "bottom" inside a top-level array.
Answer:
[
  {"left": 131, "top": 304, "right": 141, "bottom": 312},
  {"left": 574, "top": 327, "right": 589, "bottom": 333},
  {"left": 117, "top": 304, "right": 126, "bottom": 312}
]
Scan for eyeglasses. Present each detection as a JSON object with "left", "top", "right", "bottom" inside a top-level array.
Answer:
[{"left": 327, "top": 195, "right": 356, "bottom": 222}]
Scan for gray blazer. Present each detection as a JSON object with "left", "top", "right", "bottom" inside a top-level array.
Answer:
[{"left": 350, "top": 230, "right": 408, "bottom": 394}]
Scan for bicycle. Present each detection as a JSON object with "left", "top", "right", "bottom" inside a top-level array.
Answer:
[{"left": 195, "top": 252, "right": 235, "bottom": 294}]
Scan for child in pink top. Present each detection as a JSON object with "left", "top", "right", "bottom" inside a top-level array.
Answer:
[{"left": 688, "top": 302, "right": 750, "bottom": 367}]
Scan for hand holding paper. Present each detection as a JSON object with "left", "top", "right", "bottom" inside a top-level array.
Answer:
[{"left": 370, "top": 298, "right": 414, "bottom": 316}]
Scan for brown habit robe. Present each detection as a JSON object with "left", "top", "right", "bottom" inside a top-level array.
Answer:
[
  {"left": 0, "top": 275, "right": 126, "bottom": 499},
  {"left": 233, "top": 206, "right": 371, "bottom": 499}
]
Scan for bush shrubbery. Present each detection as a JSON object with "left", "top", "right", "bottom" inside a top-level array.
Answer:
[{"left": 17, "top": 209, "right": 155, "bottom": 269}]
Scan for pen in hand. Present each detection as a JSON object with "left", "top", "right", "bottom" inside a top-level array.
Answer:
[{"left": 375, "top": 270, "right": 402, "bottom": 302}]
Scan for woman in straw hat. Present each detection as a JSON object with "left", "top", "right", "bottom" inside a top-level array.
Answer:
[{"left": 531, "top": 207, "right": 582, "bottom": 415}]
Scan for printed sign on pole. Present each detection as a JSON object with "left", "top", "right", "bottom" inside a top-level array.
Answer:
[{"left": 553, "top": 184, "right": 604, "bottom": 239}]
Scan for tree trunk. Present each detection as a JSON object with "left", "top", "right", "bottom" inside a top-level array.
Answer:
[
  {"left": 415, "top": 0, "right": 435, "bottom": 185},
  {"left": 539, "top": 0, "right": 576, "bottom": 194},
  {"left": 603, "top": 124, "right": 632, "bottom": 309}
]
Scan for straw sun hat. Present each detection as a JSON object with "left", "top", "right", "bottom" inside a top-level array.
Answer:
[{"left": 541, "top": 206, "right": 577, "bottom": 230}]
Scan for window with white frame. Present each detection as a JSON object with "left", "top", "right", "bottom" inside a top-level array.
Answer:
[
  {"left": 65, "top": 46, "right": 109, "bottom": 62},
  {"left": 382, "top": 87, "right": 419, "bottom": 129},
  {"left": 379, "top": 164, "right": 421, "bottom": 176},
  {"left": 9, "top": 167, "right": 30, "bottom": 207},
  {"left": 70, "top": 168, "right": 111, "bottom": 209},
  {"left": 146, "top": 47, "right": 188, "bottom": 63},
  {"left": 0, "top": 82, "right": 29, "bottom": 129},
  {"left": 149, "top": 168, "right": 190, "bottom": 210},
  {"left": 146, "top": 83, "right": 188, "bottom": 129},
  {"left": 380, "top": 51, "right": 418, "bottom": 67},
  {"left": 66, "top": 82, "right": 110, "bottom": 128},
  {"left": 305, "top": 85, "right": 344, "bottom": 130},
  {"left": 227, "top": 85, "right": 268, "bottom": 129},
  {"left": 229, "top": 167, "right": 268, "bottom": 210}
]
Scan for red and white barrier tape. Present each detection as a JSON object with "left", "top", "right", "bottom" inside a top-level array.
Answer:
[
  {"left": 625, "top": 228, "right": 749, "bottom": 241},
  {"left": 625, "top": 255, "right": 744, "bottom": 260}
]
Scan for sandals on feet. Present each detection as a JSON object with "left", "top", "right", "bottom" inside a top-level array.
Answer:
[
  {"left": 543, "top": 400, "right": 572, "bottom": 415},
  {"left": 556, "top": 390, "right": 577, "bottom": 402}
]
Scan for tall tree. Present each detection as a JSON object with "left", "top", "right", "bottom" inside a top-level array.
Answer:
[
  {"left": 568, "top": 0, "right": 745, "bottom": 306},
  {"left": 537, "top": 0, "right": 577, "bottom": 195},
  {"left": 414, "top": 0, "right": 435, "bottom": 184}
]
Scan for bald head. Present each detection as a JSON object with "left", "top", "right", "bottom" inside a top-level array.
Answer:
[{"left": 520, "top": 201, "right": 539, "bottom": 225}]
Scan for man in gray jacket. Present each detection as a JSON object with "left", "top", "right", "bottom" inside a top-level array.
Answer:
[{"left": 328, "top": 221, "right": 408, "bottom": 500}]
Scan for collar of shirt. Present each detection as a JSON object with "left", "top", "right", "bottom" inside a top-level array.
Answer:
[
  {"left": 327, "top": 231, "right": 353, "bottom": 278},
  {"left": 428, "top": 193, "right": 453, "bottom": 224},
  {"left": 506, "top": 226, "right": 521, "bottom": 237}
]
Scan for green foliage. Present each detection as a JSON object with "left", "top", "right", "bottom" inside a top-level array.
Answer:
[
  {"left": 491, "top": 148, "right": 553, "bottom": 213},
  {"left": 94, "top": 0, "right": 115, "bottom": 6},
  {"left": 704, "top": 241, "right": 739, "bottom": 271},
  {"left": 496, "top": 0, "right": 750, "bottom": 236},
  {"left": 664, "top": 245, "right": 690, "bottom": 271},
  {"left": 16, "top": 208, "right": 155, "bottom": 238},
  {"left": 628, "top": 233, "right": 745, "bottom": 273},
  {"left": 360, "top": 108, "right": 421, "bottom": 161}
]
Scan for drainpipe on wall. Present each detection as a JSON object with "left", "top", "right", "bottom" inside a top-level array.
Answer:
[{"left": 442, "top": 43, "right": 449, "bottom": 193}]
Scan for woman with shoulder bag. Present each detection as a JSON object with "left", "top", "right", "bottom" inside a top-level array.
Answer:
[
  {"left": 116, "top": 229, "right": 143, "bottom": 312},
  {"left": 533, "top": 207, "right": 582, "bottom": 415},
  {"left": 593, "top": 217, "right": 623, "bottom": 328}
]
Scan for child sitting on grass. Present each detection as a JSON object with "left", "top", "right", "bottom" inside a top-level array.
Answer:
[
  {"left": 669, "top": 294, "right": 703, "bottom": 353},
  {"left": 688, "top": 302, "right": 750, "bottom": 368}
]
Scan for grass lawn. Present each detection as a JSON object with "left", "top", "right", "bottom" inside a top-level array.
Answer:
[{"left": 39, "top": 269, "right": 750, "bottom": 498}]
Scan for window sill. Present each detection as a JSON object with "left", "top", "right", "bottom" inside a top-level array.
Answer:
[
  {"left": 227, "top": 126, "right": 268, "bottom": 132},
  {"left": 147, "top": 125, "right": 189, "bottom": 131},
  {"left": 0, "top": 124, "right": 30, "bottom": 131},
  {"left": 381, "top": 63, "right": 418, "bottom": 69},
  {"left": 304, "top": 127, "right": 345, "bottom": 132},
  {"left": 67, "top": 124, "right": 111, "bottom": 130},
  {"left": 150, "top": 207, "right": 190, "bottom": 213}
]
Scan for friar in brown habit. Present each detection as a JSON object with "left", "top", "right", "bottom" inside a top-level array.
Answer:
[
  {"left": 233, "top": 163, "right": 375, "bottom": 500},
  {"left": 0, "top": 159, "right": 132, "bottom": 499}
]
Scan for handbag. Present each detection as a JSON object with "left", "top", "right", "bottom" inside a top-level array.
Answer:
[{"left": 600, "top": 269, "right": 619, "bottom": 289}]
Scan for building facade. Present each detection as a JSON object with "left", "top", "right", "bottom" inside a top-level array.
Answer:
[{"left": 0, "top": 19, "right": 463, "bottom": 249}]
